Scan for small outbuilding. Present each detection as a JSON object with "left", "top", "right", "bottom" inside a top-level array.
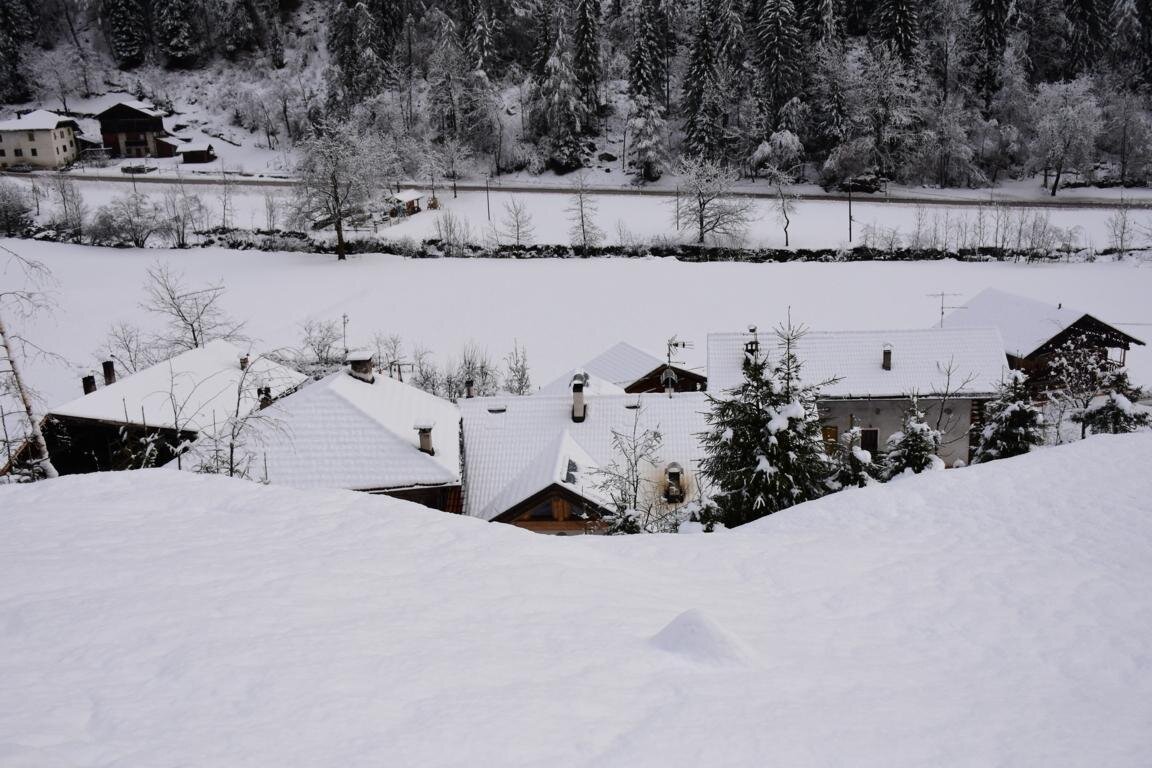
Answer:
[
  {"left": 175, "top": 142, "right": 217, "bottom": 164},
  {"left": 387, "top": 189, "right": 424, "bottom": 216}
]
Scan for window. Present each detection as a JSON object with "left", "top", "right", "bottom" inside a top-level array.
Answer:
[
  {"left": 0, "top": 149, "right": 5, "bottom": 157},
  {"left": 860, "top": 429, "right": 879, "bottom": 455},
  {"left": 30, "top": 148, "right": 37, "bottom": 157},
  {"left": 821, "top": 425, "right": 839, "bottom": 452},
  {"left": 26, "top": 132, "right": 33, "bottom": 142},
  {"left": 14, "top": 148, "right": 22, "bottom": 157}
]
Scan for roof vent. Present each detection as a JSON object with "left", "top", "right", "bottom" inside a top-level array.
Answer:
[
  {"left": 465, "top": 379, "right": 475, "bottom": 399},
  {"left": 882, "top": 344, "right": 893, "bottom": 371},
  {"left": 487, "top": 406, "right": 507, "bottom": 414}
]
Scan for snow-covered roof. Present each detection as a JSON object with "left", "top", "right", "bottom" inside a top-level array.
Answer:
[
  {"left": 175, "top": 141, "right": 213, "bottom": 153},
  {"left": 537, "top": 342, "right": 665, "bottom": 395},
  {"left": 50, "top": 340, "right": 306, "bottom": 437},
  {"left": 389, "top": 190, "right": 424, "bottom": 203},
  {"left": 101, "top": 100, "right": 165, "bottom": 118},
  {"left": 460, "top": 392, "right": 710, "bottom": 521},
  {"left": 941, "top": 288, "right": 1144, "bottom": 358},
  {"left": 707, "top": 328, "right": 1008, "bottom": 399},
  {"left": 0, "top": 109, "right": 78, "bottom": 132},
  {"left": 241, "top": 370, "right": 460, "bottom": 492}
]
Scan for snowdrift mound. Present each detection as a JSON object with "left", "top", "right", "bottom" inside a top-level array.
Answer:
[
  {"left": 649, "top": 608, "right": 758, "bottom": 666},
  {"left": 2, "top": 434, "right": 1152, "bottom": 767}
]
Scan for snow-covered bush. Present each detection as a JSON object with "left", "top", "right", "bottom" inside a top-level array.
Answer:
[
  {"left": 883, "top": 399, "right": 944, "bottom": 479},
  {"left": 0, "top": 181, "right": 32, "bottom": 237},
  {"left": 832, "top": 425, "right": 881, "bottom": 489},
  {"left": 973, "top": 371, "right": 1045, "bottom": 463},
  {"left": 1072, "top": 371, "right": 1152, "bottom": 436}
]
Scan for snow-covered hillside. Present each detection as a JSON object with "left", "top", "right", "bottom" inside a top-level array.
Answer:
[{"left": 2, "top": 434, "right": 1151, "bottom": 766}]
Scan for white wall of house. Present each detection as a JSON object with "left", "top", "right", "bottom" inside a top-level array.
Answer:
[
  {"left": 820, "top": 397, "right": 979, "bottom": 467},
  {"left": 0, "top": 126, "right": 79, "bottom": 169}
]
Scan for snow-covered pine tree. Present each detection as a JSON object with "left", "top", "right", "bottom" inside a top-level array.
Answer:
[
  {"left": 968, "top": 0, "right": 1011, "bottom": 113},
  {"left": 1072, "top": 370, "right": 1152, "bottom": 435},
  {"left": 629, "top": 95, "right": 668, "bottom": 180},
  {"left": 972, "top": 371, "right": 1045, "bottom": 463},
  {"left": 156, "top": 0, "right": 204, "bottom": 67},
  {"left": 755, "top": 0, "right": 803, "bottom": 130},
  {"left": 1065, "top": 0, "right": 1107, "bottom": 73},
  {"left": 698, "top": 324, "right": 832, "bottom": 527},
  {"left": 102, "top": 0, "right": 149, "bottom": 69},
  {"left": 882, "top": 397, "right": 944, "bottom": 479},
  {"left": 427, "top": 15, "right": 467, "bottom": 139},
  {"left": 328, "top": 0, "right": 389, "bottom": 108},
  {"left": 1136, "top": 0, "right": 1152, "bottom": 81},
  {"left": 572, "top": 0, "right": 601, "bottom": 128},
  {"left": 682, "top": 0, "right": 726, "bottom": 161},
  {"left": 874, "top": 0, "right": 920, "bottom": 65},
  {"left": 833, "top": 424, "right": 880, "bottom": 489},
  {"left": 466, "top": 3, "right": 496, "bottom": 72},
  {"left": 803, "top": 0, "right": 842, "bottom": 44},
  {"left": 628, "top": 0, "right": 664, "bottom": 105},
  {"left": 529, "top": 0, "right": 557, "bottom": 79},
  {"left": 535, "top": 24, "right": 585, "bottom": 171},
  {"left": 0, "top": 0, "right": 33, "bottom": 103}
]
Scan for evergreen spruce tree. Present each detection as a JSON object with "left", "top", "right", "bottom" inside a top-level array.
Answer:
[
  {"left": 969, "top": 0, "right": 1011, "bottom": 113},
  {"left": 0, "top": 0, "right": 33, "bottom": 103},
  {"left": 973, "top": 371, "right": 1046, "bottom": 463},
  {"left": 682, "top": 0, "right": 725, "bottom": 160},
  {"left": 755, "top": 0, "right": 803, "bottom": 130},
  {"left": 804, "top": 0, "right": 842, "bottom": 43},
  {"left": 628, "top": 0, "right": 668, "bottom": 179},
  {"left": 328, "top": 0, "right": 390, "bottom": 108},
  {"left": 572, "top": 0, "right": 602, "bottom": 128},
  {"left": 1136, "top": 0, "right": 1152, "bottom": 82},
  {"left": 874, "top": 0, "right": 919, "bottom": 65},
  {"left": 156, "top": 0, "right": 203, "bottom": 67},
  {"left": 1072, "top": 370, "right": 1152, "bottom": 435},
  {"left": 698, "top": 325, "right": 832, "bottom": 528},
  {"left": 467, "top": 4, "right": 495, "bottom": 72},
  {"left": 1065, "top": 0, "right": 1107, "bottom": 73},
  {"left": 427, "top": 16, "right": 467, "bottom": 139},
  {"left": 102, "top": 0, "right": 149, "bottom": 69},
  {"left": 882, "top": 398, "right": 944, "bottom": 479},
  {"left": 535, "top": 24, "right": 585, "bottom": 171},
  {"left": 529, "top": 0, "right": 556, "bottom": 79},
  {"left": 832, "top": 423, "right": 881, "bottom": 489}
]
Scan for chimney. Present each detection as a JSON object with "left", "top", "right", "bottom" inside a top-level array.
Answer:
[
  {"left": 82, "top": 374, "right": 97, "bottom": 395},
  {"left": 239, "top": 354, "right": 249, "bottom": 371},
  {"left": 465, "top": 379, "right": 475, "bottom": 399},
  {"left": 571, "top": 379, "right": 587, "bottom": 423},
  {"left": 346, "top": 350, "right": 375, "bottom": 383},
  {"left": 882, "top": 345, "right": 893, "bottom": 371},
  {"left": 415, "top": 424, "right": 435, "bottom": 455},
  {"left": 102, "top": 359, "right": 117, "bottom": 386},
  {"left": 258, "top": 386, "right": 273, "bottom": 409}
]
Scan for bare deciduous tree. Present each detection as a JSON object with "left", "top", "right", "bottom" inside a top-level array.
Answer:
[
  {"left": 501, "top": 197, "right": 536, "bottom": 247},
  {"left": 503, "top": 342, "right": 532, "bottom": 394},
  {"left": 567, "top": 172, "right": 604, "bottom": 252},
  {"left": 673, "top": 156, "right": 756, "bottom": 244},
  {"left": 142, "top": 263, "right": 246, "bottom": 353}
]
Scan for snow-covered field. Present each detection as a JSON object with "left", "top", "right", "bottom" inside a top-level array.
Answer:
[
  {"left": 6, "top": 239, "right": 1151, "bottom": 414},
  {"left": 9, "top": 174, "right": 1152, "bottom": 251},
  {"left": 2, "top": 434, "right": 1151, "bottom": 766}
]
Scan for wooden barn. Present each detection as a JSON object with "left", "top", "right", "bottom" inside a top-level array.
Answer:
[
  {"left": 536, "top": 341, "right": 707, "bottom": 396},
  {"left": 97, "top": 101, "right": 169, "bottom": 159},
  {"left": 941, "top": 288, "right": 1145, "bottom": 392},
  {"left": 41, "top": 341, "right": 306, "bottom": 475},
  {"left": 229, "top": 352, "right": 463, "bottom": 513}
]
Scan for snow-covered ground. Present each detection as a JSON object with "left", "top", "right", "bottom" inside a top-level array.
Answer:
[
  {"left": 6, "top": 239, "right": 1151, "bottom": 414},
  {"left": 2, "top": 433, "right": 1150, "bottom": 766}
]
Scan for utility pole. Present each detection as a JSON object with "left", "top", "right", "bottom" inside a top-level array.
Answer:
[
  {"left": 342, "top": 313, "right": 349, "bottom": 355},
  {"left": 485, "top": 175, "right": 491, "bottom": 221},
  {"left": 847, "top": 186, "right": 854, "bottom": 243}
]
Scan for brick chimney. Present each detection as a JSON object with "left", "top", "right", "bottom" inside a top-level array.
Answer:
[
  {"left": 571, "top": 378, "right": 587, "bottom": 423},
  {"left": 82, "top": 374, "right": 97, "bottom": 395},
  {"left": 465, "top": 379, "right": 475, "bottom": 399},
  {"left": 258, "top": 386, "right": 273, "bottom": 409},
  {"left": 415, "top": 424, "right": 435, "bottom": 455},
  {"left": 239, "top": 354, "right": 249, "bottom": 371},
  {"left": 882, "top": 345, "right": 893, "bottom": 371},
  {"left": 102, "top": 360, "right": 116, "bottom": 386}
]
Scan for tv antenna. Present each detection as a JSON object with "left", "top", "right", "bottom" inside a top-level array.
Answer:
[
  {"left": 666, "top": 335, "right": 693, "bottom": 366},
  {"left": 928, "top": 292, "right": 964, "bottom": 326}
]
